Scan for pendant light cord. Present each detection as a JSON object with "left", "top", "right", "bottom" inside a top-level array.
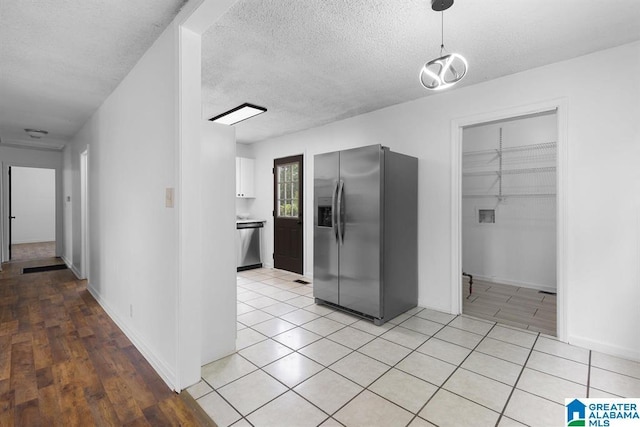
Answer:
[{"left": 440, "top": 11, "right": 445, "bottom": 56}]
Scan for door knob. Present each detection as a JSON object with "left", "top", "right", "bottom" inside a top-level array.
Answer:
[{"left": 10, "top": 216, "right": 15, "bottom": 219}]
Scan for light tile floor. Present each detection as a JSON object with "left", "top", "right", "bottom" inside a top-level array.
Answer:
[
  {"left": 462, "top": 278, "right": 557, "bottom": 336},
  {"left": 189, "top": 268, "right": 640, "bottom": 427}
]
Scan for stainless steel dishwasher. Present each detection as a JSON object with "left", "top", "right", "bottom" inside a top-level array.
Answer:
[{"left": 236, "top": 221, "right": 264, "bottom": 271}]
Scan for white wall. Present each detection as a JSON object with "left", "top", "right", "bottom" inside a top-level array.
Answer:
[
  {"left": 0, "top": 145, "right": 63, "bottom": 261},
  {"left": 249, "top": 41, "right": 640, "bottom": 360},
  {"left": 201, "top": 121, "right": 237, "bottom": 364},
  {"left": 236, "top": 143, "right": 253, "bottom": 158},
  {"left": 62, "top": 146, "right": 74, "bottom": 268},
  {"left": 62, "top": 0, "right": 240, "bottom": 390},
  {"left": 65, "top": 23, "right": 181, "bottom": 388},
  {"left": 462, "top": 114, "right": 557, "bottom": 291},
  {"left": 10, "top": 167, "right": 56, "bottom": 244}
]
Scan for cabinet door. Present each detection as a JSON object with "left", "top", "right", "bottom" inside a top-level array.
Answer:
[
  {"left": 239, "top": 157, "right": 255, "bottom": 198},
  {"left": 235, "top": 157, "right": 242, "bottom": 197}
]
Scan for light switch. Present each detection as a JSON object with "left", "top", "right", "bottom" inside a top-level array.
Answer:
[{"left": 165, "top": 188, "right": 174, "bottom": 208}]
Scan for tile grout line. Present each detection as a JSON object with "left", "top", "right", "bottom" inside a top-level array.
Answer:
[
  {"left": 246, "top": 306, "right": 450, "bottom": 424},
  {"left": 402, "top": 315, "right": 489, "bottom": 426},
  {"left": 462, "top": 281, "right": 557, "bottom": 336},
  {"left": 495, "top": 331, "right": 541, "bottom": 426},
  {"left": 290, "top": 308, "right": 437, "bottom": 422},
  {"left": 328, "top": 315, "right": 451, "bottom": 426},
  {"left": 224, "top": 290, "right": 483, "bottom": 426},
  {"left": 218, "top": 276, "right": 404, "bottom": 425},
  {"left": 234, "top": 315, "right": 405, "bottom": 424},
  {"left": 198, "top": 352, "right": 264, "bottom": 424},
  {"left": 221, "top": 274, "right": 609, "bottom": 426},
  {"left": 201, "top": 276, "right": 633, "bottom": 424}
]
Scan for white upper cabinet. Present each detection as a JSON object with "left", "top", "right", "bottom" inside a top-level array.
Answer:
[{"left": 236, "top": 157, "right": 255, "bottom": 198}]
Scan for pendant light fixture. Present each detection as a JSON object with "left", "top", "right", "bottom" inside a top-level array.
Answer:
[{"left": 419, "top": 0, "right": 468, "bottom": 91}]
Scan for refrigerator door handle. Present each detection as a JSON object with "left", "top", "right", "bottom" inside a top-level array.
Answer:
[
  {"left": 332, "top": 180, "right": 339, "bottom": 241},
  {"left": 337, "top": 180, "right": 345, "bottom": 245}
]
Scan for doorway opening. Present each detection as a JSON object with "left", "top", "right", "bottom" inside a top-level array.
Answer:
[
  {"left": 460, "top": 110, "right": 558, "bottom": 336},
  {"left": 8, "top": 166, "right": 57, "bottom": 262},
  {"left": 273, "top": 155, "right": 304, "bottom": 275}
]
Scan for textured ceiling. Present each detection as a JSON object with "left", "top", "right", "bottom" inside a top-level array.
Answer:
[
  {"left": 2, "top": 1, "right": 639, "bottom": 150},
  {"left": 202, "top": 0, "right": 640, "bottom": 144},
  {"left": 0, "top": 0, "right": 187, "bottom": 149}
]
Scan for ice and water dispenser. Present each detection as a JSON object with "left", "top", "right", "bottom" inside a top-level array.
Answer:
[{"left": 317, "top": 197, "right": 333, "bottom": 228}]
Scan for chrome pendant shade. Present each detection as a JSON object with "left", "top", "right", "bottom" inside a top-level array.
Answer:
[
  {"left": 419, "top": 0, "right": 468, "bottom": 91},
  {"left": 419, "top": 53, "right": 468, "bottom": 90}
]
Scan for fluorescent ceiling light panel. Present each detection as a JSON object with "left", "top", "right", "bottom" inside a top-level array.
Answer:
[{"left": 209, "top": 103, "right": 267, "bottom": 125}]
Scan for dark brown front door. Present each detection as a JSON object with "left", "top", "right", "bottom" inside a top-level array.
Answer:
[{"left": 273, "top": 155, "right": 303, "bottom": 274}]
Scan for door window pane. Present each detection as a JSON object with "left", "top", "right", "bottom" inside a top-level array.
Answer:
[{"left": 276, "top": 162, "right": 300, "bottom": 218}]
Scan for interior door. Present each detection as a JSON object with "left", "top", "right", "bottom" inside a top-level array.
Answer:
[{"left": 273, "top": 155, "right": 304, "bottom": 274}]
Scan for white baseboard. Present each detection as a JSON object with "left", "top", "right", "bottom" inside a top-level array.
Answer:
[
  {"left": 86, "top": 283, "right": 178, "bottom": 390},
  {"left": 466, "top": 273, "right": 556, "bottom": 294},
  {"left": 419, "top": 302, "right": 455, "bottom": 315},
  {"left": 569, "top": 334, "right": 640, "bottom": 363},
  {"left": 61, "top": 255, "right": 82, "bottom": 279}
]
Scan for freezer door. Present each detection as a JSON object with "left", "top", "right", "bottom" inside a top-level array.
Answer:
[
  {"left": 313, "top": 151, "right": 340, "bottom": 304},
  {"left": 339, "top": 145, "right": 383, "bottom": 317}
]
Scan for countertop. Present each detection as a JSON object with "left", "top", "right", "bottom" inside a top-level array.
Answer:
[{"left": 236, "top": 219, "right": 267, "bottom": 224}]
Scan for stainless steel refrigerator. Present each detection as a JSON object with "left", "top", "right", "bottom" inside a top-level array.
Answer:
[{"left": 313, "top": 144, "right": 418, "bottom": 325}]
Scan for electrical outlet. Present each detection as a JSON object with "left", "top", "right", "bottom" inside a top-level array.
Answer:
[{"left": 130, "top": 304, "right": 133, "bottom": 318}]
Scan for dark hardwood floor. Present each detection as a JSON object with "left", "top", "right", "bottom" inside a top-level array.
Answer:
[
  {"left": 9, "top": 242, "right": 56, "bottom": 262},
  {"left": 0, "top": 258, "right": 215, "bottom": 426}
]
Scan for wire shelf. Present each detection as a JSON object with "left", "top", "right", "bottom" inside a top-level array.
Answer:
[
  {"left": 463, "top": 166, "right": 556, "bottom": 177},
  {"left": 462, "top": 141, "right": 556, "bottom": 156},
  {"left": 462, "top": 193, "right": 556, "bottom": 198}
]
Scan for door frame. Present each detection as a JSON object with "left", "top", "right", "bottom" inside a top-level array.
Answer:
[
  {"left": 273, "top": 154, "right": 304, "bottom": 274},
  {"left": 1, "top": 162, "right": 63, "bottom": 263},
  {"left": 8, "top": 166, "right": 12, "bottom": 260},
  {"left": 80, "top": 148, "right": 89, "bottom": 280},
  {"left": 450, "top": 98, "right": 568, "bottom": 341}
]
